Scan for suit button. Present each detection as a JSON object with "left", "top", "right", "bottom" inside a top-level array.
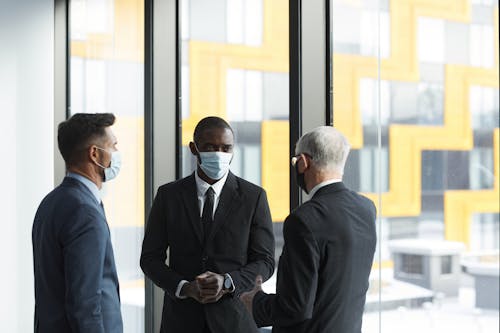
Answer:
[{"left": 202, "top": 256, "right": 208, "bottom": 262}]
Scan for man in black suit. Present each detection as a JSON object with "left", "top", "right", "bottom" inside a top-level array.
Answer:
[
  {"left": 140, "top": 116, "right": 275, "bottom": 333},
  {"left": 32, "top": 113, "right": 123, "bottom": 332},
  {"left": 240, "top": 126, "right": 377, "bottom": 333}
]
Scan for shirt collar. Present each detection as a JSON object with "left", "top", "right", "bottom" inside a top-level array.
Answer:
[
  {"left": 195, "top": 170, "right": 229, "bottom": 198},
  {"left": 308, "top": 178, "right": 342, "bottom": 198},
  {"left": 66, "top": 172, "right": 101, "bottom": 204}
]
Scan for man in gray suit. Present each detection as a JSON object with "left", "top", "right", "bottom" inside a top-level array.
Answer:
[
  {"left": 241, "top": 126, "right": 377, "bottom": 333},
  {"left": 32, "top": 113, "right": 123, "bottom": 332}
]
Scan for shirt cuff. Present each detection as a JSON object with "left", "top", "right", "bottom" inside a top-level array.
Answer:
[{"left": 175, "top": 280, "right": 189, "bottom": 299}]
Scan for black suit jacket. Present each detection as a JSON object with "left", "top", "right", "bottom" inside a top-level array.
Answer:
[
  {"left": 32, "top": 177, "right": 123, "bottom": 333},
  {"left": 140, "top": 172, "right": 275, "bottom": 333},
  {"left": 253, "top": 182, "right": 376, "bottom": 333}
]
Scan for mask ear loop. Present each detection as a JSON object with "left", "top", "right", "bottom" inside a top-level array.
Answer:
[
  {"left": 193, "top": 142, "right": 201, "bottom": 154},
  {"left": 93, "top": 146, "right": 109, "bottom": 169},
  {"left": 92, "top": 145, "right": 106, "bottom": 169},
  {"left": 192, "top": 142, "right": 204, "bottom": 168}
]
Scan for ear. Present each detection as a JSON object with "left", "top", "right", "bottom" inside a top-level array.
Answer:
[
  {"left": 88, "top": 145, "right": 99, "bottom": 163},
  {"left": 302, "top": 154, "right": 311, "bottom": 168},
  {"left": 189, "top": 142, "right": 198, "bottom": 156},
  {"left": 298, "top": 154, "right": 310, "bottom": 173}
]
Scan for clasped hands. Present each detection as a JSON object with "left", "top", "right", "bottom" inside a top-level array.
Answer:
[{"left": 181, "top": 271, "right": 227, "bottom": 304}]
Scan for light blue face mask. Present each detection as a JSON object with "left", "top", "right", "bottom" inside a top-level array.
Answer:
[
  {"left": 95, "top": 147, "right": 122, "bottom": 182},
  {"left": 198, "top": 150, "right": 233, "bottom": 180}
]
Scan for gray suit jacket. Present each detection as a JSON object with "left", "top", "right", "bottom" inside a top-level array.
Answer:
[{"left": 32, "top": 177, "right": 122, "bottom": 333}]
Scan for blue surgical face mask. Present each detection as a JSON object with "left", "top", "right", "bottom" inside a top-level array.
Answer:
[
  {"left": 95, "top": 147, "right": 122, "bottom": 182},
  {"left": 196, "top": 146, "right": 233, "bottom": 180}
]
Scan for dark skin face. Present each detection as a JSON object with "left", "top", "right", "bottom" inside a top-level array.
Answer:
[{"left": 189, "top": 127, "right": 234, "bottom": 185}]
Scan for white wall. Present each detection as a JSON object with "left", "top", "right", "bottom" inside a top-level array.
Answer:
[{"left": 0, "top": 1, "right": 54, "bottom": 331}]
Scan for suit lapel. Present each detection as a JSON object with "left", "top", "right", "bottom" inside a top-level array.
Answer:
[
  {"left": 208, "top": 172, "right": 242, "bottom": 243},
  {"left": 181, "top": 174, "right": 204, "bottom": 246}
]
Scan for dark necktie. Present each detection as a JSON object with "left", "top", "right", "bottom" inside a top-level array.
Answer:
[{"left": 202, "top": 187, "right": 215, "bottom": 241}]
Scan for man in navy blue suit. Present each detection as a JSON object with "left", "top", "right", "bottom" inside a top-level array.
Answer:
[{"left": 32, "top": 113, "right": 123, "bottom": 333}]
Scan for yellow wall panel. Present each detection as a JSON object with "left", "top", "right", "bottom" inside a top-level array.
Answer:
[
  {"left": 183, "top": 0, "right": 289, "bottom": 145},
  {"left": 182, "top": 0, "right": 290, "bottom": 222},
  {"left": 334, "top": 2, "right": 499, "bottom": 249},
  {"left": 71, "top": 0, "right": 144, "bottom": 62},
  {"left": 261, "top": 121, "right": 290, "bottom": 222}
]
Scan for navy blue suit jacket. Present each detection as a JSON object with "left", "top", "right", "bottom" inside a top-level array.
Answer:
[{"left": 32, "top": 176, "right": 123, "bottom": 333}]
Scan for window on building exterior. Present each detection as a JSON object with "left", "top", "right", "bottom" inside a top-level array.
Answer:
[
  {"left": 333, "top": 0, "right": 499, "bottom": 331},
  {"left": 69, "top": 1, "right": 145, "bottom": 331}
]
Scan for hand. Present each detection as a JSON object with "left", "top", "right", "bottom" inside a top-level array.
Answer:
[
  {"left": 196, "top": 271, "right": 225, "bottom": 304},
  {"left": 239, "top": 275, "right": 263, "bottom": 317},
  {"left": 180, "top": 280, "right": 203, "bottom": 302}
]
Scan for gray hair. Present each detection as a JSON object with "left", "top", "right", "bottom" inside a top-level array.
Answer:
[{"left": 295, "top": 126, "right": 351, "bottom": 174}]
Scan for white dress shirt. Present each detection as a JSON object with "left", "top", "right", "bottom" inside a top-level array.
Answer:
[
  {"left": 308, "top": 178, "right": 342, "bottom": 198},
  {"left": 175, "top": 170, "right": 231, "bottom": 299},
  {"left": 66, "top": 172, "right": 101, "bottom": 204},
  {"left": 195, "top": 169, "right": 229, "bottom": 218}
]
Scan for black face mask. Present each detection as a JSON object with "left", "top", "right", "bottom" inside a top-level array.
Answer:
[{"left": 294, "top": 163, "right": 308, "bottom": 194}]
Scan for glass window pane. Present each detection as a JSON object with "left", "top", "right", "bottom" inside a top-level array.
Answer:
[
  {"left": 470, "top": 85, "right": 500, "bottom": 129},
  {"left": 441, "top": 255, "right": 452, "bottom": 275},
  {"left": 470, "top": 213, "right": 500, "bottom": 251},
  {"left": 470, "top": 24, "right": 494, "bottom": 67},
  {"left": 180, "top": 0, "right": 289, "bottom": 286},
  {"left": 418, "top": 17, "right": 445, "bottom": 63},
  {"left": 401, "top": 254, "right": 424, "bottom": 276},
  {"left": 332, "top": 0, "right": 499, "bottom": 331},
  {"left": 244, "top": 0, "right": 263, "bottom": 46},
  {"left": 69, "top": 1, "right": 145, "bottom": 331},
  {"left": 469, "top": 148, "right": 495, "bottom": 190}
]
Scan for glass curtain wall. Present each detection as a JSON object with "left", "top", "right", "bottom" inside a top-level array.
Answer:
[
  {"left": 69, "top": 0, "right": 145, "bottom": 332},
  {"left": 332, "top": 0, "right": 499, "bottom": 332},
  {"left": 180, "top": 0, "right": 290, "bottom": 264}
]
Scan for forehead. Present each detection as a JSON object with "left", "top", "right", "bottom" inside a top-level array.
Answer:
[{"left": 197, "top": 127, "right": 233, "bottom": 144}]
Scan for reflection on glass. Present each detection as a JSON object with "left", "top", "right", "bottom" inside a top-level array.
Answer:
[
  {"left": 470, "top": 213, "right": 500, "bottom": 250},
  {"left": 333, "top": 0, "right": 499, "bottom": 332},
  {"left": 400, "top": 254, "right": 424, "bottom": 276},
  {"left": 180, "top": 0, "right": 290, "bottom": 226},
  {"left": 70, "top": 0, "right": 145, "bottom": 332}
]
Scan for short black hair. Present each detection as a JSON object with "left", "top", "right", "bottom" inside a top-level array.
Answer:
[
  {"left": 58, "top": 113, "right": 115, "bottom": 166},
  {"left": 193, "top": 116, "right": 233, "bottom": 143}
]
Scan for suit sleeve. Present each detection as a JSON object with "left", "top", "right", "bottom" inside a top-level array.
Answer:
[
  {"left": 61, "top": 205, "right": 108, "bottom": 333},
  {"left": 140, "top": 187, "right": 184, "bottom": 298},
  {"left": 229, "top": 189, "right": 275, "bottom": 295},
  {"left": 253, "top": 214, "right": 319, "bottom": 328}
]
